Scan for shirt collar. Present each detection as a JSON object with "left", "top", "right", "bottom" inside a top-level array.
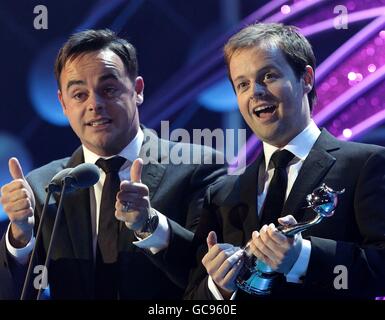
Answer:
[
  {"left": 82, "top": 127, "right": 144, "bottom": 167},
  {"left": 262, "top": 120, "right": 321, "bottom": 169}
]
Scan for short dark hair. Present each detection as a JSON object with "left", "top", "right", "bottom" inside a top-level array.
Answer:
[
  {"left": 224, "top": 23, "right": 317, "bottom": 111},
  {"left": 54, "top": 29, "right": 138, "bottom": 89}
]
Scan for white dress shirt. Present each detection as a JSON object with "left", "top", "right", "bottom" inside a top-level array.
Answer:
[
  {"left": 209, "top": 120, "right": 321, "bottom": 299},
  {"left": 6, "top": 127, "right": 171, "bottom": 263}
]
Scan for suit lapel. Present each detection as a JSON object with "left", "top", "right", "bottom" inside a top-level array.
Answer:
[
  {"left": 282, "top": 129, "right": 340, "bottom": 222},
  {"left": 139, "top": 128, "right": 167, "bottom": 199},
  {"left": 141, "top": 162, "right": 166, "bottom": 200}
]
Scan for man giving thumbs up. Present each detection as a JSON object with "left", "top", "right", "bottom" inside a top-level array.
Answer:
[{"left": 0, "top": 158, "right": 35, "bottom": 248}]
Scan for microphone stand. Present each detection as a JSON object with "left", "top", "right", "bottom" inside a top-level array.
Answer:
[
  {"left": 36, "top": 177, "right": 71, "bottom": 300},
  {"left": 19, "top": 164, "right": 99, "bottom": 299},
  {"left": 20, "top": 189, "right": 53, "bottom": 300}
]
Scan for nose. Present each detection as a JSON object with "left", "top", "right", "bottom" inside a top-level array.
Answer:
[
  {"left": 252, "top": 82, "right": 266, "bottom": 100},
  {"left": 88, "top": 92, "right": 105, "bottom": 112}
]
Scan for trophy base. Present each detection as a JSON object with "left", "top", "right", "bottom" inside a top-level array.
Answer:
[{"left": 236, "top": 272, "right": 276, "bottom": 296}]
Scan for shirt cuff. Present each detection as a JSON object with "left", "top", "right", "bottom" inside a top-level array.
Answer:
[
  {"left": 285, "top": 239, "right": 311, "bottom": 283},
  {"left": 132, "top": 210, "right": 170, "bottom": 254},
  {"left": 5, "top": 223, "right": 35, "bottom": 265},
  {"left": 207, "top": 276, "right": 237, "bottom": 300}
]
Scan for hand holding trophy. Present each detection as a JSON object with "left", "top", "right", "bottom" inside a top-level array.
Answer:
[{"left": 236, "top": 183, "right": 345, "bottom": 295}]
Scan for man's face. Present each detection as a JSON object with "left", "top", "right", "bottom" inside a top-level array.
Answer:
[
  {"left": 58, "top": 49, "right": 144, "bottom": 156},
  {"left": 229, "top": 45, "right": 312, "bottom": 147}
]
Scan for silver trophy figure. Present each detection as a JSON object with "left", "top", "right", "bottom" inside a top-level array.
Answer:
[{"left": 236, "top": 183, "right": 345, "bottom": 295}]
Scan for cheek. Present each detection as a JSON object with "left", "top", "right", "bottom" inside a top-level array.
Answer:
[
  {"left": 66, "top": 107, "right": 85, "bottom": 125},
  {"left": 237, "top": 97, "right": 249, "bottom": 116},
  {"left": 280, "top": 81, "right": 299, "bottom": 102}
]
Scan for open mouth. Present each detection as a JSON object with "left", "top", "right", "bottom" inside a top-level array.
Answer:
[
  {"left": 252, "top": 104, "right": 277, "bottom": 118},
  {"left": 86, "top": 118, "right": 112, "bottom": 127}
]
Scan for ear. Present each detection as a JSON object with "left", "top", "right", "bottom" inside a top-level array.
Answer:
[
  {"left": 58, "top": 89, "right": 67, "bottom": 115},
  {"left": 302, "top": 65, "right": 314, "bottom": 94},
  {"left": 134, "top": 76, "right": 144, "bottom": 106}
]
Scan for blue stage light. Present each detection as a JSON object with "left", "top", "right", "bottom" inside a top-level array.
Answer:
[
  {"left": 28, "top": 40, "right": 69, "bottom": 126},
  {"left": 197, "top": 78, "right": 238, "bottom": 112}
]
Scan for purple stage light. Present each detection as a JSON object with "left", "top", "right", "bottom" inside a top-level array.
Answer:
[
  {"left": 294, "top": 0, "right": 385, "bottom": 29},
  {"left": 337, "top": 107, "right": 385, "bottom": 141},
  {"left": 281, "top": 5, "right": 291, "bottom": 15},
  {"left": 313, "top": 14, "right": 385, "bottom": 83},
  {"left": 315, "top": 26, "right": 385, "bottom": 128}
]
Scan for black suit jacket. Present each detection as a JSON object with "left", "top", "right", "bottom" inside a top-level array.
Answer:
[
  {"left": 185, "top": 129, "right": 385, "bottom": 299},
  {"left": 0, "top": 128, "right": 226, "bottom": 299}
]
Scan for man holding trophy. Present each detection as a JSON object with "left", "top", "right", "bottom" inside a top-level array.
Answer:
[{"left": 185, "top": 23, "right": 385, "bottom": 299}]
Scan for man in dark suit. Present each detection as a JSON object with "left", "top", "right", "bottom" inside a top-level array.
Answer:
[
  {"left": 0, "top": 29, "right": 225, "bottom": 299},
  {"left": 185, "top": 23, "right": 385, "bottom": 300}
]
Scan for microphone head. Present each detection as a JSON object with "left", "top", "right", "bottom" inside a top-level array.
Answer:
[
  {"left": 47, "top": 168, "right": 73, "bottom": 192},
  {"left": 66, "top": 163, "right": 100, "bottom": 189}
]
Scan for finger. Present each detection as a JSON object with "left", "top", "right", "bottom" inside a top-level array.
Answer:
[
  {"left": 222, "top": 256, "right": 244, "bottom": 285},
  {"left": 3, "top": 198, "right": 31, "bottom": 213},
  {"left": 216, "top": 249, "right": 243, "bottom": 276},
  {"left": 8, "top": 207, "right": 34, "bottom": 221},
  {"left": 202, "top": 243, "right": 236, "bottom": 267},
  {"left": 252, "top": 230, "right": 259, "bottom": 240},
  {"left": 278, "top": 214, "right": 297, "bottom": 226},
  {"left": 254, "top": 227, "right": 277, "bottom": 259},
  {"left": 130, "top": 158, "right": 143, "bottom": 183},
  {"left": 2, "top": 188, "right": 31, "bottom": 204},
  {"left": 0, "top": 180, "right": 25, "bottom": 195},
  {"left": 117, "top": 183, "right": 149, "bottom": 197},
  {"left": 117, "top": 193, "right": 148, "bottom": 204},
  {"left": 213, "top": 250, "right": 244, "bottom": 286},
  {"left": 9, "top": 157, "right": 25, "bottom": 180},
  {"left": 115, "top": 208, "right": 143, "bottom": 223},
  {"left": 207, "top": 231, "right": 217, "bottom": 250},
  {"left": 117, "top": 198, "right": 149, "bottom": 212},
  {"left": 267, "top": 223, "right": 287, "bottom": 245},
  {"left": 205, "top": 247, "right": 238, "bottom": 275}
]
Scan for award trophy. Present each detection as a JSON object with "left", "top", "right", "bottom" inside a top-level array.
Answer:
[{"left": 236, "top": 183, "right": 345, "bottom": 295}]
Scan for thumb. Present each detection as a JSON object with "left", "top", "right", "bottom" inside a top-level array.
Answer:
[
  {"left": 9, "top": 157, "right": 25, "bottom": 180},
  {"left": 278, "top": 214, "right": 297, "bottom": 226},
  {"left": 130, "top": 158, "right": 143, "bottom": 183},
  {"left": 206, "top": 231, "right": 217, "bottom": 249}
]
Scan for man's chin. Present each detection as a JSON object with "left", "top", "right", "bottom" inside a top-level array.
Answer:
[{"left": 82, "top": 139, "right": 117, "bottom": 156}]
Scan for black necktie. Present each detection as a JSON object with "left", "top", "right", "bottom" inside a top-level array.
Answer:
[
  {"left": 260, "top": 150, "right": 295, "bottom": 227},
  {"left": 94, "top": 156, "right": 126, "bottom": 299}
]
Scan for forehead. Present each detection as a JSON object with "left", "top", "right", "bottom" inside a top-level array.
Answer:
[
  {"left": 60, "top": 49, "right": 127, "bottom": 83},
  {"left": 229, "top": 45, "right": 289, "bottom": 79}
]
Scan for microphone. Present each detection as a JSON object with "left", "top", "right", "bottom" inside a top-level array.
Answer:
[
  {"left": 21, "top": 163, "right": 100, "bottom": 300},
  {"left": 46, "top": 163, "right": 100, "bottom": 193},
  {"left": 64, "top": 163, "right": 100, "bottom": 189},
  {"left": 46, "top": 168, "right": 73, "bottom": 192}
]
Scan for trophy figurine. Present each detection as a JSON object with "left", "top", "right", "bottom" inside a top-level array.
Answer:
[{"left": 236, "top": 183, "right": 345, "bottom": 295}]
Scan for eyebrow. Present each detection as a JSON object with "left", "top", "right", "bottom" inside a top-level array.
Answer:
[
  {"left": 233, "top": 64, "right": 278, "bottom": 83},
  {"left": 66, "top": 73, "right": 120, "bottom": 91},
  {"left": 66, "top": 80, "right": 85, "bottom": 91},
  {"left": 99, "top": 73, "right": 120, "bottom": 82}
]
